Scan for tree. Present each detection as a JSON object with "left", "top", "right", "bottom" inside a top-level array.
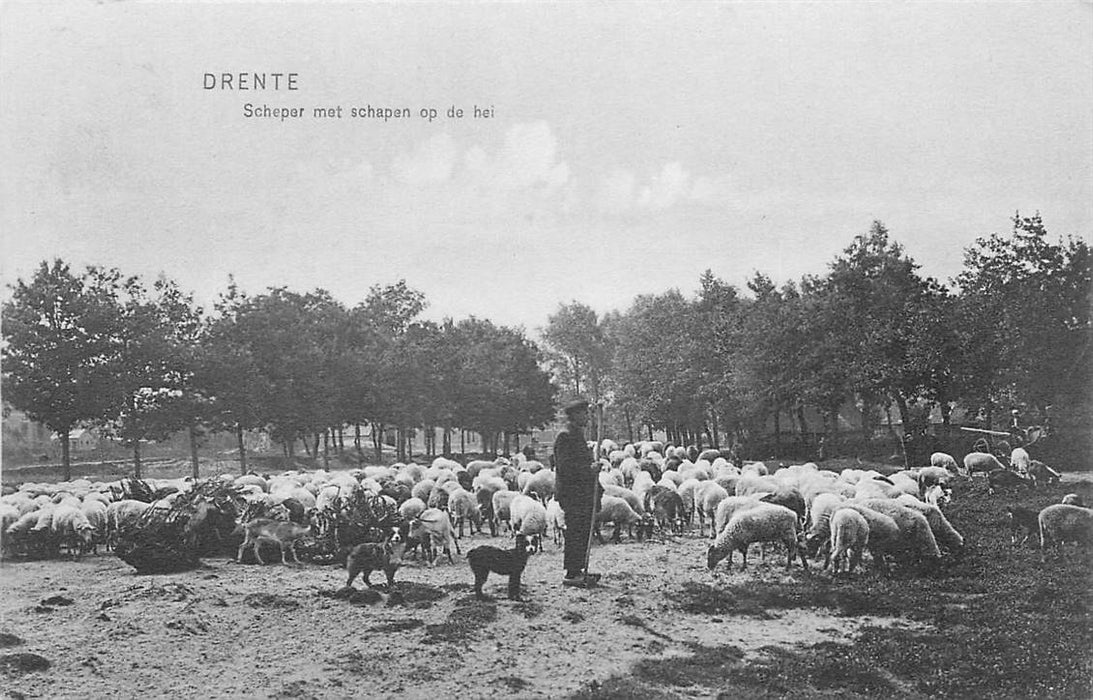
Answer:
[
  {"left": 541, "top": 302, "right": 612, "bottom": 405},
  {"left": 2, "top": 260, "right": 120, "bottom": 479}
]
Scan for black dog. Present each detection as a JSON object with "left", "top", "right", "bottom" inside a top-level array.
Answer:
[{"left": 467, "top": 534, "right": 535, "bottom": 601}]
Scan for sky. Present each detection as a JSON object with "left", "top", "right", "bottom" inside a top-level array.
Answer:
[{"left": 2, "top": 2, "right": 1090, "bottom": 334}]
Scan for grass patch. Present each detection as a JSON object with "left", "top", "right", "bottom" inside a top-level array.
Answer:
[
  {"left": 657, "top": 478, "right": 1093, "bottom": 698},
  {"left": 634, "top": 643, "right": 745, "bottom": 688}
]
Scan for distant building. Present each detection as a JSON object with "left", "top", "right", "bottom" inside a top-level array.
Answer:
[{"left": 51, "top": 427, "right": 100, "bottom": 452}]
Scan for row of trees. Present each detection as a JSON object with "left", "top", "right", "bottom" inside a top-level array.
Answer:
[
  {"left": 539, "top": 214, "right": 1091, "bottom": 463},
  {"left": 3, "top": 271, "right": 555, "bottom": 479}
]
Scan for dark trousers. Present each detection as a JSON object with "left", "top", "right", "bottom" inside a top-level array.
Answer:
[{"left": 562, "top": 499, "right": 594, "bottom": 574}]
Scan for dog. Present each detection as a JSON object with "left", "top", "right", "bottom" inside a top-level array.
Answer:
[
  {"left": 344, "top": 528, "right": 406, "bottom": 589},
  {"left": 1004, "top": 505, "right": 1040, "bottom": 545},
  {"left": 467, "top": 533, "right": 535, "bottom": 601}
]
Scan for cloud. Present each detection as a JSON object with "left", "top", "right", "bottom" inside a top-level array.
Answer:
[
  {"left": 393, "top": 133, "right": 458, "bottom": 185},
  {"left": 466, "top": 121, "right": 569, "bottom": 191},
  {"left": 637, "top": 161, "right": 690, "bottom": 210}
]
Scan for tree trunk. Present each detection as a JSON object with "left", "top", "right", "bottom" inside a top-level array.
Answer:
[
  {"left": 236, "top": 426, "right": 248, "bottom": 474},
  {"left": 773, "top": 407, "right": 781, "bottom": 457},
  {"left": 371, "top": 423, "right": 383, "bottom": 464},
  {"left": 460, "top": 430, "right": 465, "bottom": 458},
  {"left": 60, "top": 425, "right": 72, "bottom": 482},
  {"left": 354, "top": 424, "right": 363, "bottom": 458},
  {"left": 322, "top": 430, "right": 330, "bottom": 468},
  {"left": 133, "top": 441, "right": 142, "bottom": 480},
  {"left": 710, "top": 408, "right": 720, "bottom": 449},
  {"left": 624, "top": 408, "right": 634, "bottom": 444},
  {"left": 189, "top": 425, "right": 200, "bottom": 480}
]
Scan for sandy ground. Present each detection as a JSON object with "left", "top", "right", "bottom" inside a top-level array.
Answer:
[{"left": 0, "top": 531, "right": 925, "bottom": 700}]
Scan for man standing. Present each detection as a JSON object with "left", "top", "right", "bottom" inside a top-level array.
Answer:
[{"left": 554, "top": 396, "right": 602, "bottom": 587}]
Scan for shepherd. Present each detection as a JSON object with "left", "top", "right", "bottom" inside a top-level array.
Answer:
[{"left": 555, "top": 396, "right": 602, "bottom": 588}]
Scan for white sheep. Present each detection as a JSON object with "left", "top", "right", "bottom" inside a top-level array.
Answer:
[
  {"left": 712, "top": 495, "right": 765, "bottom": 539},
  {"left": 706, "top": 503, "right": 806, "bottom": 572},
  {"left": 836, "top": 503, "right": 902, "bottom": 573},
  {"left": 491, "top": 490, "right": 519, "bottom": 535},
  {"left": 894, "top": 494, "right": 964, "bottom": 553},
  {"left": 509, "top": 494, "right": 548, "bottom": 552},
  {"left": 408, "top": 508, "right": 461, "bottom": 565},
  {"left": 446, "top": 489, "right": 481, "bottom": 538},
  {"left": 593, "top": 495, "right": 644, "bottom": 544},
  {"left": 1010, "top": 447, "right": 1031, "bottom": 476},
  {"left": 50, "top": 505, "right": 95, "bottom": 558},
  {"left": 855, "top": 498, "right": 942, "bottom": 565},
  {"left": 1038, "top": 504, "right": 1093, "bottom": 562},
  {"left": 829, "top": 508, "right": 870, "bottom": 574},
  {"left": 105, "top": 499, "right": 152, "bottom": 550},
  {"left": 694, "top": 481, "right": 730, "bottom": 537},
  {"left": 930, "top": 452, "right": 960, "bottom": 473},
  {"left": 963, "top": 452, "right": 1005, "bottom": 477},
  {"left": 521, "top": 469, "right": 556, "bottom": 501},
  {"left": 546, "top": 497, "right": 566, "bottom": 546}
]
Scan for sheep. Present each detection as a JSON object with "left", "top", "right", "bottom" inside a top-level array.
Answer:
[
  {"left": 675, "top": 479, "right": 701, "bottom": 526},
  {"left": 235, "top": 518, "right": 312, "bottom": 565},
  {"left": 521, "top": 469, "right": 556, "bottom": 501},
  {"left": 447, "top": 488, "right": 484, "bottom": 538},
  {"left": 491, "top": 490, "right": 519, "bottom": 536},
  {"left": 602, "top": 484, "right": 644, "bottom": 516},
  {"left": 836, "top": 503, "right": 902, "bottom": 574},
  {"left": 712, "top": 496, "right": 765, "bottom": 540},
  {"left": 930, "top": 452, "right": 960, "bottom": 473},
  {"left": 917, "top": 466, "right": 957, "bottom": 492},
  {"left": 509, "top": 494, "right": 548, "bottom": 552},
  {"left": 894, "top": 494, "right": 964, "bottom": 553},
  {"left": 408, "top": 508, "right": 461, "bottom": 565},
  {"left": 1010, "top": 447, "right": 1031, "bottom": 476},
  {"left": 398, "top": 497, "right": 427, "bottom": 523},
  {"left": 1, "top": 503, "right": 23, "bottom": 558},
  {"left": 855, "top": 498, "right": 942, "bottom": 567},
  {"left": 828, "top": 508, "right": 870, "bottom": 574},
  {"left": 593, "top": 495, "right": 644, "bottom": 544},
  {"left": 1061, "top": 494, "right": 1086, "bottom": 507},
  {"left": 964, "top": 452, "right": 1005, "bottom": 477},
  {"left": 1004, "top": 505, "right": 1041, "bottom": 546},
  {"left": 922, "top": 484, "right": 951, "bottom": 508},
  {"left": 50, "top": 505, "right": 96, "bottom": 558},
  {"left": 803, "top": 492, "right": 847, "bottom": 563},
  {"left": 645, "top": 486, "right": 687, "bottom": 535},
  {"left": 411, "top": 479, "right": 436, "bottom": 503},
  {"left": 1028, "top": 460, "right": 1062, "bottom": 487},
  {"left": 1038, "top": 504, "right": 1093, "bottom": 562},
  {"left": 694, "top": 481, "right": 730, "bottom": 537},
  {"left": 546, "top": 498, "right": 566, "bottom": 546},
  {"left": 706, "top": 503, "right": 807, "bottom": 572},
  {"left": 987, "top": 469, "right": 1032, "bottom": 496}
]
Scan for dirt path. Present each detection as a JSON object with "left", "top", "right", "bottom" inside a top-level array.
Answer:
[{"left": 0, "top": 534, "right": 925, "bottom": 699}]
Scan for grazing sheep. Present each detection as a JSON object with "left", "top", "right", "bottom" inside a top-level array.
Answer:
[
  {"left": 930, "top": 452, "right": 960, "bottom": 473},
  {"left": 1039, "top": 504, "right": 1093, "bottom": 562},
  {"left": 1028, "top": 460, "right": 1062, "bottom": 487},
  {"left": 602, "top": 484, "right": 645, "bottom": 517},
  {"left": 894, "top": 495, "right": 964, "bottom": 553},
  {"left": 105, "top": 499, "right": 152, "bottom": 550},
  {"left": 706, "top": 503, "right": 807, "bottom": 572},
  {"left": 987, "top": 470, "right": 1033, "bottom": 496},
  {"left": 409, "top": 508, "right": 461, "bottom": 565},
  {"left": 521, "top": 469, "right": 556, "bottom": 501},
  {"left": 594, "top": 495, "right": 644, "bottom": 544},
  {"left": 712, "top": 496, "right": 765, "bottom": 540},
  {"left": 467, "top": 534, "right": 535, "bottom": 601},
  {"left": 837, "top": 504, "right": 902, "bottom": 574},
  {"left": 964, "top": 452, "right": 1006, "bottom": 477},
  {"left": 804, "top": 492, "right": 847, "bottom": 563},
  {"left": 694, "top": 481, "right": 730, "bottom": 537},
  {"left": 829, "top": 508, "right": 870, "bottom": 574},
  {"left": 922, "top": 484, "right": 951, "bottom": 508},
  {"left": 855, "top": 499, "right": 942, "bottom": 566},
  {"left": 398, "top": 497, "right": 427, "bottom": 523},
  {"left": 447, "top": 489, "right": 484, "bottom": 538},
  {"left": 645, "top": 486, "right": 687, "bottom": 535},
  {"left": 1009, "top": 447, "right": 1031, "bottom": 476},
  {"left": 1004, "top": 505, "right": 1041, "bottom": 546},
  {"left": 1061, "top": 494, "right": 1086, "bottom": 507},
  {"left": 50, "top": 505, "right": 96, "bottom": 558}
]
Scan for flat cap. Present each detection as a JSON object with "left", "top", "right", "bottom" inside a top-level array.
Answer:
[{"left": 563, "top": 396, "right": 591, "bottom": 414}]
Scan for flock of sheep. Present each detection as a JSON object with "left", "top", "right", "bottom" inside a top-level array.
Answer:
[{"left": 2, "top": 439, "right": 1090, "bottom": 583}]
